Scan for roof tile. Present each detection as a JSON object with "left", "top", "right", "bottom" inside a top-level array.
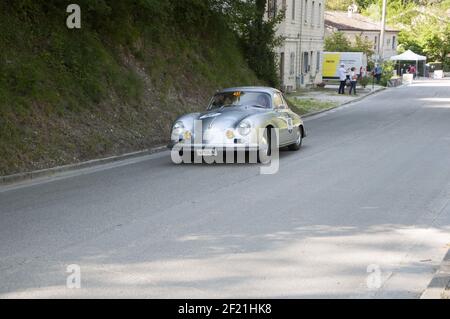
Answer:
[{"left": 325, "top": 10, "right": 399, "bottom": 32}]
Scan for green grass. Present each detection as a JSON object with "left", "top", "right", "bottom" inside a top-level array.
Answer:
[
  {"left": 0, "top": 1, "right": 261, "bottom": 175},
  {"left": 286, "top": 97, "right": 338, "bottom": 115}
]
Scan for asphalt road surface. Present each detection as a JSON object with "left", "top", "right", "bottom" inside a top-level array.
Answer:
[{"left": 1, "top": 79, "right": 450, "bottom": 298}]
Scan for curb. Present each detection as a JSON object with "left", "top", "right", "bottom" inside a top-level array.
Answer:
[
  {"left": 302, "top": 87, "right": 387, "bottom": 118},
  {"left": 0, "top": 145, "right": 168, "bottom": 186},
  {"left": 421, "top": 249, "right": 450, "bottom": 299}
]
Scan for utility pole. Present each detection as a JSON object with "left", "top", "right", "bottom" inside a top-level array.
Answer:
[{"left": 379, "top": 0, "right": 387, "bottom": 62}]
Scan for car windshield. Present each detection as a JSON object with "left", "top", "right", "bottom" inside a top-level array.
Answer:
[{"left": 208, "top": 91, "right": 272, "bottom": 110}]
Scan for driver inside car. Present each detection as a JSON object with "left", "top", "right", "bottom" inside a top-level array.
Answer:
[{"left": 256, "top": 94, "right": 270, "bottom": 108}]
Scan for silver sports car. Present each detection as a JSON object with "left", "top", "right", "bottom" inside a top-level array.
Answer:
[{"left": 168, "top": 86, "right": 306, "bottom": 160}]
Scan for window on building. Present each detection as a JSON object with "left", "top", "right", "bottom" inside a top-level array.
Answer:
[
  {"left": 303, "top": 52, "right": 309, "bottom": 73},
  {"left": 374, "top": 35, "right": 378, "bottom": 50},
  {"left": 318, "top": 3, "right": 322, "bottom": 27},
  {"left": 311, "top": 1, "right": 315, "bottom": 26},
  {"left": 316, "top": 51, "right": 320, "bottom": 72},
  {"left": 291, "top": 0, "right": 296, "bottom": 20},
  {"left": 304, "top": 0, "right": 308, "bottom": 24},
  {"left": 392, "top": 36, "right": 396, "bottom": 50},
  {"left": 268, "top": 0, "right": 278, "bottom": 20},
  {"left": 290, "top": 52, "right": 295, "bottom": 75}
]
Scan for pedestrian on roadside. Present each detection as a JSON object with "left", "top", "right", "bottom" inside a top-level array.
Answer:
[
  {"left": 349, "top": 67, "right": 358, "bottom": 95},
  {"left": 374, "top": 63, "right": 382, "bottom": 83},
  {"left": 410, "top": 65, "right": 416, "bottom": 79},
  {"left": 425, "top": 64, "right": 430, "bottom": 78},
  {"left": 361, "top": 67, "right": 367, "bottom": 78},
  {"left": 338, "top": 63, "right": 347, "bottom": 94}
]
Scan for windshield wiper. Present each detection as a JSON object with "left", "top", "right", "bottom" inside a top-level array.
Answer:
[
  {"left": 249, "top": 104, "right": 267, "bottom": 109},
  {"left": 208, "top": 104, "right": 235, "bottom": 111}
]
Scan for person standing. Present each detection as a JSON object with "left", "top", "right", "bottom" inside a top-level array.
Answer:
[
  {"left": 425, "top": 64, "right": 430, "bottom": 78},
  {"left": 349, "top": 67, "right": 357, "bottom": 95},
  {"left": 374, "top": 63, "right": 383, "bottom": 83},
  {"left": 338, "top": 63, "right": 347, "bottom": 94},
  {"left": 410, "top": 64, "right": 416, "bottom": 79},
  {"left": 358, "top": 66, "right": 364, "bottom": 80}
]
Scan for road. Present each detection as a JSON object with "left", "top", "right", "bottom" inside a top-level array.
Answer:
[{"left": 1, "top": 79, "right": 450, "bottom": 298}]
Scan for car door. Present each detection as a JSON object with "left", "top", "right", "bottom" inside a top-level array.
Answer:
[
  {"left": 281, "top": 94, "right": 301, "bottom": 143},
  {"left": 273, "top": 93, "right": 293, "bottom": 145}
]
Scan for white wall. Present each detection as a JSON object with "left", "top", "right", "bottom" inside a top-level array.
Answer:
[{"left": 271, "top": 0, "right": 325, "bottom": 90}]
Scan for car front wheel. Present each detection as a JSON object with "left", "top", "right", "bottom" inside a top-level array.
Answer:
[
  {"left": 288, "top": 126, "right": 303, "bottom": 151},
  {"left": 258, "top": 127, "right": 272, "bottom": 163}
]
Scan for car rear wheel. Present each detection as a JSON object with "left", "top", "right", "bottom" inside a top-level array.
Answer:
[{"left": 288, "top": 126, "right": 302, "bottom": 151}]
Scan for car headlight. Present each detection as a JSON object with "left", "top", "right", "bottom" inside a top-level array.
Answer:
[
  {"left": 226, "top": 130, "right": 235, "bottom": 139},
  {"left": 171, "top": 121, "right": 185, "bottom": 140},
  {"left": 237, "top": 120, "right": 251, "bottom": 136}
]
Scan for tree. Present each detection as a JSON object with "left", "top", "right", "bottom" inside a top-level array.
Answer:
[
  {"left": 354, "top": 35, "right": 375, "bottom": 58},
  {"left": 324, "top": 31, "right": 352, "bottom": 52},
  {"left": 324, "top": 32, "right": 374, "bottom": 59},
  {"left": 363, "top": 0, "right": 450, "bottom": 68},
  {"left": 420, "top": 21, "right": 450, "bottom": 63},
  {"left": 326, "top": 0, "right": 354, "bottom": 10},
  {"left": 219, "top": 0, "right": 285, "bottom": 86}
]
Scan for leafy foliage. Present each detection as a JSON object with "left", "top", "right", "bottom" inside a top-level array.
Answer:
[
  {"left": 324, "top": 31, "right": 352, "bottom": 51},
  {"left": 326, "top": 0, "right": 354, "bottom": 10},
  {"left": 359, "top": 75, "right": 371, "bottom": 88},
  {"left": 379, "top": 60, "right": 396, "bottom": 86},
  {"left": 327, "top": 0, "right": 449, "bottom": 69},
  {"left": 218, "top": 0, "right": 285, "bottom": 87},
  {"left": 361, "top": 0, "right": 450, "bottom": 69},
  {"left": 0, "top": 0, "right": 262, "bottom": 175},
  {"left": 324, "top": 32, "right": 375, "bottom": 58}
]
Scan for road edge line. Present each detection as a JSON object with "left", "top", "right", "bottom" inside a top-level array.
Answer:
[{"left": 0, "top": 145, "right": 168, "bottom": 186}]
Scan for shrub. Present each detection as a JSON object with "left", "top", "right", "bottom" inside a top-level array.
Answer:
[
  {"left": 359, "top": 76, "right": 371, "bottom": 88},
  {"left": 380, "top": 61, "right": 396, "bottom": 87}
]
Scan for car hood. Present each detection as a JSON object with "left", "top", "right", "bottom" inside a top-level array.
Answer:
[{"left": 194, "top": 106, "right": 262, "bottom": 131}]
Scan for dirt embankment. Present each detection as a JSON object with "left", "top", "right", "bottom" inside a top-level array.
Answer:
[{"left": 0, "top": 1, "right": 261, "bottom": 175}]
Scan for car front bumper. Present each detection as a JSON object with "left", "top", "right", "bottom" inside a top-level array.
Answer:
[{"left": 167, "top": 142, "right": 262, "bottom": 152}]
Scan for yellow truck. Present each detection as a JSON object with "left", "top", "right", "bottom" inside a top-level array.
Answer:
[{"left": 322, "top": 52, "right": 367, "bottom": 80}]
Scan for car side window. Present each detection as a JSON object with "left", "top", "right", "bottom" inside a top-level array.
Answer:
[
  {"left": 281, "top": 94, "right": 293, "bottom": 110},
  {"left": 273, "top": 93, "right": 286, "bottom": 110}
]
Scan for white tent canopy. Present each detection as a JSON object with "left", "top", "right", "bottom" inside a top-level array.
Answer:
[
  {"left": 390, "top": 50, "right": 426, "bottom": 61},
  {"left": 390, "top": 50, "right": 427, "bottom": 78}
]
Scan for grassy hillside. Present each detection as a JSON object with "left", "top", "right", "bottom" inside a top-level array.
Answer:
[{"left": 0, "top": 0, "right": 261, "bottom": 175}]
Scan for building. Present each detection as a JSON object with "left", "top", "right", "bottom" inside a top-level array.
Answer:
[
  {"left": 325, "top": 10, "right": 400, "bottom": 61},
  {"left": 267, "top": 0, "right": 326, "bottom": 91}
]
